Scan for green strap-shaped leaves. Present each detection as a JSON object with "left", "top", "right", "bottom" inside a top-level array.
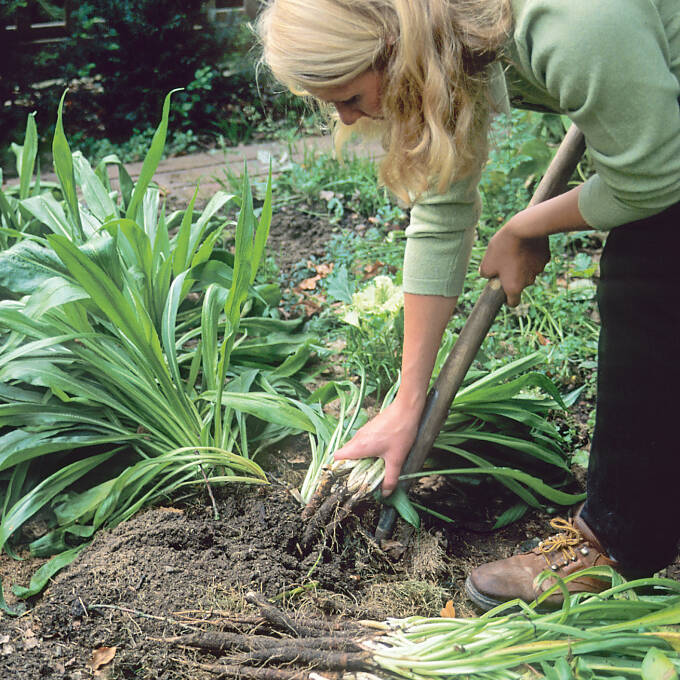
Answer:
[
  {"left": 0, "top": 449, "right": 116, "bottom": 551},
  {"left": 126, "top": 89, "right": 180, "bottom": 222},
  {"left": 250, "top": 164, "right": 272, "bottom": 284},
  {"left": 401, "top": 465, "right": 585, "bottom": 506},
  {"left": 18, "top": 112, "right": 38, "bottom": 201},
  {"left": 203, "top": 391, "right": 318, "bottom": 434},
  {"left": 72, "top": 152, "right": 118, "bottom": 222},
  {"left": 47, "top": 233, "right": 163, "bottom": 364},
  {"left": 52, "top": 91, "right": 83, "bottom": 240}
]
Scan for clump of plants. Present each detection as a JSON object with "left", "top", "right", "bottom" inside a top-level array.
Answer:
[
  {"left": 227, "top": 146, "right": 407, "bottom": 225},
  {"left": 365, "top": 572, "right": 680, "bottom": 679},
  {"left": 57, "top": 0, "right": 229, "bottom": 141},
  {"left": 0, "top": 94, "right": 328, "bottom": 608},
  {"left": 335, "top": 275, "right": 404, "bottom": 397},
  {"left": 300, "top": 345, "right": 585, "bottom": 537}
]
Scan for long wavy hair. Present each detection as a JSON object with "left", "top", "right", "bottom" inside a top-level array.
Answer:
[{"left": 257, "top": 0, "right": 511, "bottom": 203}]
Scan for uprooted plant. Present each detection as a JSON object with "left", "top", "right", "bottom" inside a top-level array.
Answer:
[
  {"left": 165, "top": 571, "right": 680, "bottom": 679},
  {"left": 299, "top": 339, "right": 586, "bottom": 548}
]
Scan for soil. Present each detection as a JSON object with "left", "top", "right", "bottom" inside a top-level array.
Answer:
[
  {"left": 1, "top": 207, "right": 678, "bottom": 680},
  {"left": 0, "top": 453, "right": 565, "bottom": 680},
  {"left": 266, "top": 203, "right": 341, "bottom": 277}
]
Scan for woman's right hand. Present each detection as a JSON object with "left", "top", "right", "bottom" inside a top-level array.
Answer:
[
  {"left": 334, "top": 291, "right": 458, "bottom": 496},
  {"left": 333, "top": 392, "right": 424, "bottom": 496}
]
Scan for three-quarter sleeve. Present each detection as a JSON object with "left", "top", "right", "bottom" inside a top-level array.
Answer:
[{"left": 511, "top": 0, "right": 680, "bottom": 229}]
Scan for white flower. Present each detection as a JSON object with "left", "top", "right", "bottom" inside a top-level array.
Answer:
[{"left": 341, "top": 276, "right": 403, "bottom": 326}]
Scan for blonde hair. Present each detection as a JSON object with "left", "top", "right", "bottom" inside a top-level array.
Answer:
[{"left": 257, "top": 0, "right": 511, "bottom": 203}]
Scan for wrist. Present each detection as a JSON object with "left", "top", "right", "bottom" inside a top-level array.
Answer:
[
  {"left": 393, "top": 385, "right": 428, "bottom": 412},
  {"left": 506, "top": 186, "right": 589, "bottom": 239},
  {"left": 504, "top": 210, "right": 541, "bottom": 240}
]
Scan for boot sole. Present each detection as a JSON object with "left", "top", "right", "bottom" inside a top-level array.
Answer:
[
  {"left": 464, "top": 575, "right": 506, "bottom": 612},
  {"left": 464, "top": 576, "right": 562, "bottom": 613}
]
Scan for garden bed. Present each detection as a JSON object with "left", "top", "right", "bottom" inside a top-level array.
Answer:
[
  {"left": 3, "top": 100, "right": 680, "bottom": 678},
  {"left": 3, "top": 454, "right": 679, "bottom": 679},
  {"left": 2, "top": 201, "right": 678, "bottom": 680}
]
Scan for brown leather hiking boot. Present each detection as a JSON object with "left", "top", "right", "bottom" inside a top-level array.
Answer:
[{"left": 465, "top": 511, "right": 620, "bottom": 611}]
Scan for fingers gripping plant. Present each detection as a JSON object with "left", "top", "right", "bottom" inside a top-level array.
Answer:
[{"left": 0, "top": 92, "right": 322, "bottom": 607}]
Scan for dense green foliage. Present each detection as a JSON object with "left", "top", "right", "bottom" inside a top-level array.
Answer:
[
  {"left": 61, "top": 1, "right": 238, "bottom": 140},
  {"left": 1, "top": 3, "right": 313, "bottom": 168},
  {"left": 0, "top": 88, "right": 604, "bottom": 601},
  {"left": 0, "top": 98, "right": 328, "bottom": 606},
  {"left": 1, "top": 2, "right": 214, "bottom": 144}
]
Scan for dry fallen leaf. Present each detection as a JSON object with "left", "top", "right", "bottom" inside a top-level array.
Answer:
[
  {"left": 300, "top": 298, "right": 324, "bottom": 317},
  {"left": 87, "top": 646, "right": 117, "bottom": 672},
  {"left": 297, "top": 275, "right": 321, "bottom": 291},
  {"left": 440, "top": 600, "right": 456, "bottom": 618},
  {"left": 23, "top": 636, "right": 40, "bottom": 651},
  {"left": 535, "top": 331, "right": 550, "bottom": 346},
  {"left": 362, "top": 261, "right": 385, "bottom": 279},
  {"left": 314, "top": 262, "right": 333, "bottom": 277},
  {"left": 380, "top": 539, "right": 408, "bottom": 560}
]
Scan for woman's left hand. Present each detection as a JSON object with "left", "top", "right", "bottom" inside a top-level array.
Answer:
[
  {"left": 480, "top": 186, "right": 589, "bottom": 306},
  {"left": 479, "top": 217, "right": 550, "bottom": 306}
]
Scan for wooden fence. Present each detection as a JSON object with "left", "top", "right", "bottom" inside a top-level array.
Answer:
[{"left": 3, "top": 0, "right": 244, "bottom": 55}]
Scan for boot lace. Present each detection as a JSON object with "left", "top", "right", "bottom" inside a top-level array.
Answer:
[{"left": 537, "top": 517, "right": 584, "bottom": 566}]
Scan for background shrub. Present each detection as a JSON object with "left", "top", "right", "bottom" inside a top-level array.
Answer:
[
  {"left": 58, "top": 0, "right": 229, "bottom": 140},
  {"left": 1, "top": 1, "right": 64, "bottom": 157},
  {"left": 2, "top": 1, "right": 307, "bottom": 166}
]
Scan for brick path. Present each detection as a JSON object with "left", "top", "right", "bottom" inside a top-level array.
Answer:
[
  {"left": 11, "top": 133, "right": 382, "bottom": 205},
  {"left": 144, "top": 133, "right": 380, "bottom": 203}
]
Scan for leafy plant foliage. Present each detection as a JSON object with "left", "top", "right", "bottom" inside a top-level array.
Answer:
[
  {"left": 0, "top": 96, "right": 325, "bottom": 604},
  {"left": 367, "top": 571, "right": 680, "bottom": 679}
]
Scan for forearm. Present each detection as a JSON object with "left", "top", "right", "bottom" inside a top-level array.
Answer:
[
  {"left": 509, "top": 185, "right": 589, "bottom": 238},
  {"left": 395, "top": 292, "right": 458, "bottom": 408},
  {"left": 334, "top": 291, "right": 457, "bottom": 493},
  {"left": 480, "top": 185, "right": 591, "bottom": 306}
]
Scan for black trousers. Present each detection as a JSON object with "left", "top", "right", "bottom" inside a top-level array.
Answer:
[{"left": 580, "top": 203, "right": 680, "bottom": 575}]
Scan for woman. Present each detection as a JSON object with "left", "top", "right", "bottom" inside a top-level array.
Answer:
[{"left": 258, "top": 0, "right": 680, "bottom": 610}]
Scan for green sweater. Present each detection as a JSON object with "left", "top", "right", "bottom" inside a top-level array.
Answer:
[{"left": 403, "top": 0, "right": 680, "bottom": 297}]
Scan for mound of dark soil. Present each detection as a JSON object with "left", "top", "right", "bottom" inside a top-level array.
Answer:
[
  {"left": 2, "top": 467, "right": 679, "bottom": 680},
  {"left": 0, "top": 469, "right": 550, "bottom": 680},
  {"left": 0, "top": 483, "right": 353, "bottom": 679}
]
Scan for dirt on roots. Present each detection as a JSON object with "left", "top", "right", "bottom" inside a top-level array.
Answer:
[
  {"left": 2, "top": 441, "right": 679, "bottom": 679},
  {"left": 0, "top": 433, "right": 575, "bottom": 680}
]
